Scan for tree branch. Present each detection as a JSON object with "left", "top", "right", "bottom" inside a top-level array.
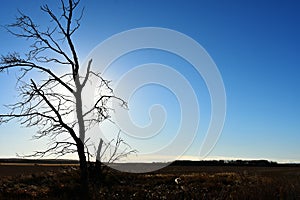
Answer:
[{"left": 0, "top": 58, "right": 74, "bottom": 94}]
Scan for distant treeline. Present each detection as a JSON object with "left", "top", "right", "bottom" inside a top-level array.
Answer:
[
  {"left": 0, "top": 158, "right": 79, "bottom": 164},
  {"left": 170, "top": 160, "right": 300, "bottom": 167},
  {"left": 0, "top": 158, "right": 299, "bottom": 167}
]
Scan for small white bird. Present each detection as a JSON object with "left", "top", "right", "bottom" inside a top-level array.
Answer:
[{"left": 175, "top": 177, "right": 182, "bottom": 185}]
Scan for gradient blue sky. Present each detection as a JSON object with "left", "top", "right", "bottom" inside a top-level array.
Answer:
[{"left": 0, "top": 0, "right": 299, "bottom": 163}]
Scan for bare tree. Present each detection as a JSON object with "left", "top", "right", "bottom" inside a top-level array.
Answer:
[
  {"left": 96, "top": 130, "right": 137, "bottom": 164},
  {"left": 0, "top": 0, "right": 127, "bottom": 197}
]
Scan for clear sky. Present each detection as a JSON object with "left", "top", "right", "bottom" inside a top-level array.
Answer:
[{"left": 0, "top": 0, "right": 299, "bottom": 163}]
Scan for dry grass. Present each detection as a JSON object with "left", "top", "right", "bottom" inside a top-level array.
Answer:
[{"left": 0, "top": 165, "right": 299, "bottom": 199}]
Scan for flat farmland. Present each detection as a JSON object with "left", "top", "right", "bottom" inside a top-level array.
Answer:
[
  {"left": 0, "top": 162, "right": 299, "bottom": 199},
  {"left": 0, "top": 163, "right": 78, "bottom": 177}
]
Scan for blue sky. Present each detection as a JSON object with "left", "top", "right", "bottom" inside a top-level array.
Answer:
[{"left": 0, "top": 0, "right": 299, "bottom": 163}]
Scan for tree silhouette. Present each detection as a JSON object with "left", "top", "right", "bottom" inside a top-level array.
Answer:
[{"left": 0, "top": 0, "right": 128, "bottom": 197}]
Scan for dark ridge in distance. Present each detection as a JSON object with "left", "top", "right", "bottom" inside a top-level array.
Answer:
[
  {"left": 0, "top": 158, "right": 79, "bottom": 164},
  {"left": 0, "top": 158, "right": 299, "bottom": 167},
  {"left": 170, "top": 160, "right": 300, "bottom": 167}
]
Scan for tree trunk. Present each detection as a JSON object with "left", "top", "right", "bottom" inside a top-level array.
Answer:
[
  {"left": 95, "top": 138, "right": 103, "bottom": 179},
  {"left": 77, "top": 140, "right": 89, "bottom": 199},
  {"left": 96, "top": 138, "right": 103, "bottom": 163},
  {"left": 74, "top": 79, "right": 89, "bottom": 198}
]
